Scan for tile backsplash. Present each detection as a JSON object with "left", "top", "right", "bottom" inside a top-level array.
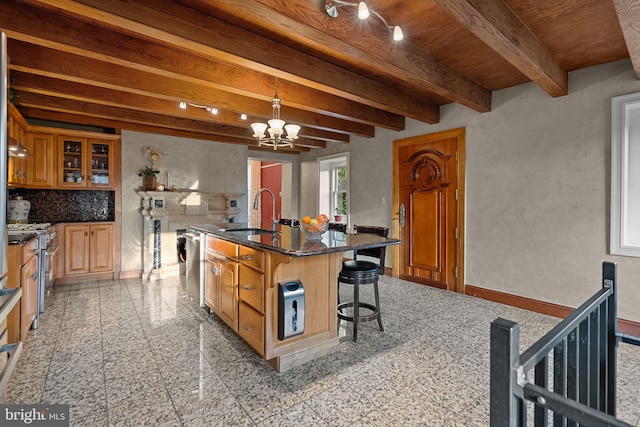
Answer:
[{"left": 9, "top": 189, "right": 115, "bottom": 223}]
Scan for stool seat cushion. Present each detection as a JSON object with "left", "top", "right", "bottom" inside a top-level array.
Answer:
[{"left": 340, "top": 260, "right": 379, "bottom": 274}]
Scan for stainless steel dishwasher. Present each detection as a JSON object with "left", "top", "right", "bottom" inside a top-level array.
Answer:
[{"left": 185, "top": 231, "right": 205, "bottom": 307}]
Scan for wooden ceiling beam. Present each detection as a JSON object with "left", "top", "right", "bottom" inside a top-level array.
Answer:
[
  {"left": 20, "top": 0, "right": 444, "bottom": 120},
  {"left": 19, "top": 106, "right": 308, "bottom": 153},
  {"left": 432, "top": 0, "right": 568, "bottom": 97},
  {"left": 11, "top": 70, "right": 348, "bottom": 143},
  {"left": 612, "top": 0, "right": 640, "bottom": 79},
  {"left": 17, "top": 92, "right": 327, "bottom": 149},
  {"left": 0, "top": 0, "right": 403, "bottom": 131},
  {"left": 193, "top": 0, "right": 490, "bottom": 112},
  {"left": 8, "top": 40, "right": 375, "bottom": 137}
]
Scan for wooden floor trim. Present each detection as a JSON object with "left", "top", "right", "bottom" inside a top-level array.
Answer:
[{"left": 465, "top": 284, "right": 640, "bottom": 338}]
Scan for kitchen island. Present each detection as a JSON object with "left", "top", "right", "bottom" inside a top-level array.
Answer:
[{"left": 188, "top": 223, "right": 400, "bottom": 372}]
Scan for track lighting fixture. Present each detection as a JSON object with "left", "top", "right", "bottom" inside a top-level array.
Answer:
[
  {"left": 324, "top": 0, "right": 404, "bottom": 41},
  {"left": 179, "top": 101, "right": 218, "bottom": 115}
]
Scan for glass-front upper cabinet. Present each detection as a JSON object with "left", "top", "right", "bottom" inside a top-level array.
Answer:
[
  {"left": 90, "top": 140, "right": 110, "bottom": 186},
  {"left": 58, "top": 136, "right": 114, "bottom": 188},
  {"left": 60, "top": 137, "right": 84, "bottom": 187}
]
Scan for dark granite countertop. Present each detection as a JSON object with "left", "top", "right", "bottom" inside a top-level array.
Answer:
[
  {"left": 7, "top": 232, "right": 39, "bottom": 245},
  {"left": 188, "top": 223, "right": 401, "bottom": 257}
]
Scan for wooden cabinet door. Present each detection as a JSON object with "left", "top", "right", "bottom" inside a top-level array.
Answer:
[
  {"left": 8, "top": 156, "right": 27, "bottom": 186},
  {"left": 65, "top": 225, "right": 89, "bottom": 275},
  {"left": 21, "top": 254, "right": 39, "bottom": 339},
  {"left": 205, "top": 256, "right": 220, "bottom": 313},
  {"left": 8, "top": 114, "right": 27, "bottom": 186},
  {"left": 89, "top": 224, "right": 113, "bottom": 272},
  {"left": 218, "top": 257, "right": 238, "bottom": 331},
  {"left": 26, "top": 133, "right": 56, "bottom": 187}
]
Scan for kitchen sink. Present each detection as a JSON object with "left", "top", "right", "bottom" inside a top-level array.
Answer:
[{"left": 223, "top": 228, "right": 279, "bottom": 235}]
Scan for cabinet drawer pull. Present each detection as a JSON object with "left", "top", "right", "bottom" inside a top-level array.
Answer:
[
  {"left": 240, "top": 255, "right": 254, "bottom": 260},
  {"left": 242, "top": 323, "right": 254, "bottom": 332},
  {"left": 32, "top": 272, "right": 38, "bottom": 281},
  {"left": 241, "top": 284, "right": 254, "bottom": 291}
]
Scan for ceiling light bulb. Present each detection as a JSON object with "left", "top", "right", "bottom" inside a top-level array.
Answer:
[
  {"left": 358, "top": 1, "right": 369, "bottom": 19},
  {"left": 208, "top": 108, "right": 218, "bottom": 115},
  {"left": 241, "top": 113, "right": 247, "bottom": 120},
  {"left": 393, "top": 26, "right": 403, "bottom": 41},
  {"left": 179, "top": 101, "right": 187, "bottom": 109}
]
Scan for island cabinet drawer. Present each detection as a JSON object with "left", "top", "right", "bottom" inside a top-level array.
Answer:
[
  {"left": 207, "top": 236, "right": 237, "bottom": 258},
  {"left": 238, "top": 301, "right": 264, "bottom": 356},
  {"left": 21, "top": 238, "right": 39, "bottom": 263},
  {"left": 238, "top": 246, "right": 264, "bottom": 271},
  {"left": 238, "top": 264, "right": 264, "bottom": 313}
]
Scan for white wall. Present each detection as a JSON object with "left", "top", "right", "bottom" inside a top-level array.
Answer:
[
  {"left": 299, "top": 59, "right": 640, "bottom": 323},
  {"left": 119, "top": 131, "right": 299, "bottom": 275}
]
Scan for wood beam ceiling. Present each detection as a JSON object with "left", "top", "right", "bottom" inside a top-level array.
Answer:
[
  {"left": 3, "top": 0, "right": 635, "bottom": 155},
  {"left": 612, "top": 0, "right": 640, "bottom": 78}
]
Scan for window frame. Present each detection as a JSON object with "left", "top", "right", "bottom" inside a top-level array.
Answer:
[
  {"left": 611, "top": 92, "right": 640, "bottom": 257},
  {"left": 318, "top": 153, "right": 350, "bottom": 225}
]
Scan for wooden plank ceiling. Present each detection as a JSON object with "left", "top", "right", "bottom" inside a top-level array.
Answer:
[{"left": 3, "top": 0, "right": 638, "bottom": 154}]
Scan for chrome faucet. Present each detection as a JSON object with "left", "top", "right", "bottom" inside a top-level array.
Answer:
[{"left": 253, "top": 188, "right": 278, "bottom": 231}]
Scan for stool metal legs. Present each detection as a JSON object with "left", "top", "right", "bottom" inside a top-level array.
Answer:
[{"left": 337, "top": 277, "right": 384, "bottom": 342}]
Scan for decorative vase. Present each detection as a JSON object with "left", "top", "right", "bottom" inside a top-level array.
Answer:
[{"left": 143, "top": 175, "right": 157, "bottom": 191}]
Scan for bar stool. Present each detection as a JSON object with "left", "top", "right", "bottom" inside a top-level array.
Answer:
[{"left": 337, "top": 225, "right": 388, "bottom": 342}]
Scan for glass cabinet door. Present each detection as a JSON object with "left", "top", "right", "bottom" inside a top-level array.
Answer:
[
  {"left": 89, "top": 140, "right": 110, "bottom": 186},
  {"left": 61, "top": 137, "right": 84, "bottom": 186}
]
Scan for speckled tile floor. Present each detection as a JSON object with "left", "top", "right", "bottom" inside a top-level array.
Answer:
[{"left": 4, "top": 275, "right": 640, "bottom": 426}]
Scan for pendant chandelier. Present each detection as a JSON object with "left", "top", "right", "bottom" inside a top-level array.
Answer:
[{"left": 250, "top": 79, "right": 300, "bottom": 150}]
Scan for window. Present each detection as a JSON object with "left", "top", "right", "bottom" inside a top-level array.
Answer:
[
  {"left": 318, "top": 154, "right": 349, "bottom": 223},
  {"left": 611, "top": 92, "right": 640, "bottom": 257}
]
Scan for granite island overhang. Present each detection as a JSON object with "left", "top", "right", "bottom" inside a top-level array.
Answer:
[{"left": 188, "top": 223, "right": 401, "bottom": 371}]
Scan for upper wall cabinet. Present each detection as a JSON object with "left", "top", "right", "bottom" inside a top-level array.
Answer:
[
  {"left": 58, "top": 136, "right": 117, "bottom": 190},
  {"left": 611, "top": 92, "right": 640, "bottom": 257},
  {"left": 7, "top": 106, "right": 121, "bottom": 190}
]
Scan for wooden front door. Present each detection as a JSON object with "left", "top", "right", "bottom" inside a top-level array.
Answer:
[{"left": 393, "top": 128, "right": 465, "bottom": 292}]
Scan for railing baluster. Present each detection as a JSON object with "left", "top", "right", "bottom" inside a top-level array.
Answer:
[
  {"left": 589, "top": 308, "right": 600, "bottom": 409},
  {"left": 578, "top": 318, "right": 589, "bottom": 405},
  {"left": 534, "top": 356, "right": 548, "bottom": 426},
  {"left": 598, "top": 301, "right": 607, "bottom": 412},
  {"left": 553, "top": 338, "right": 567, "bottom": 427},
  {"left": 567, "top": 328, "right": 578, "bottom": 427}
]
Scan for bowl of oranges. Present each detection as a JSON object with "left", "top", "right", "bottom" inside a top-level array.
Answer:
[{"left": 300, "top": 214, "right": 329, "bottom": 241}]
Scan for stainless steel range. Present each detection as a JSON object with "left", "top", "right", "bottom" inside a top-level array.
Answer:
[{"left": 7, "top": 223, "right": 57, "bottom": 326}]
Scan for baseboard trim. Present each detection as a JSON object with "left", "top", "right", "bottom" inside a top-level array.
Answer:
[
  {"left": 119, "top": 270, "right": 142, "bottom": 279},
  {"left": 465, "top": 284, "right": 640, "bottom": 338}
]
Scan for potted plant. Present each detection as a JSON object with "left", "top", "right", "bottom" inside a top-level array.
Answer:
[
  {"left": 138, "top": 146, "right": 165, "bottom": 190},
  {"left": 334, "top": 201, "right": 346, "bottom": 222}
]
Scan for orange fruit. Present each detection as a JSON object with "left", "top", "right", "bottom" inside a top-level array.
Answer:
[
  {"left": 317, "top": 213, "right": 329, "bottom": 223},
  {"left": 302, "top": 215, "right": 311, "bottom": 224}
]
